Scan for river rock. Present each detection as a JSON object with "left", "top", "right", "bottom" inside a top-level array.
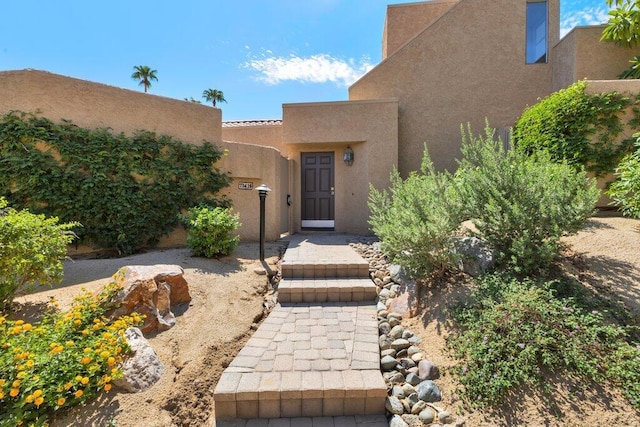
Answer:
[
  {"left": 419, "top": 407, "right": 435, "bottom": 424},
  {"left": 379, "top": 322, "right": 391, "bottom": 335},
  {"left": 418, "top": 360, "right": 440, "bottom": 380},
  {"left": 411, "top": 400, "right": 427, "bottom": 414},
  {"left": 113, "top": 327, "right": 164, "bottom": 392},
  {"left": 407, "top": 346, "right": 421, "bottom": 356},
  {"left": 416, "top": 380, "right": 442, "bottom": 403},
  {"left": 401, "top": 414, "right": 422, "bottom": 427},
  {"left": 389, "top": 415, "right": 409, "bottom": 427},
  {"left": 400, "top": 358, "right": 416, "bottom": 369},
  {"left": 411, "top": 352, "right": 424, "bottom": 363},
  {"left": 386, "top": 396, "right": 405, "bottom": 415},
  {"left": 391, "top": 385, "right": 405, "bottom": 399},
  {"left": 453, "top": 236, "right": 495, "bottom": 277},
  {"left": 405, "top": 372, "right": 422, "bottom": 386},
  {"left": 389, "top": 325, "right": 405, "bottom": 339},
  {"left": 438, "top": 410, "right": 453, "bottom": 424},
  {"left": 381, "top": 349, "right": 397, "bottom": 358},
  {"left": 391, "top": 339, "right": 411, "bottom": 351},
  {"left": 384, "top": 371, "right": 406, "bottom": 384},
  {"left": 381, "top": 355, "right": 398, "bottom": 371},
  {"left": 402, "top": 383, "right": 416, "bottom": 396}
]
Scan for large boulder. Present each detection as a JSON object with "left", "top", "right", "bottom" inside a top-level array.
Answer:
[
  {"left": 108, "top": 265, "right": 191, "bottom": 334},
  {"left": 113, "top": 328, "right": 164, "bottom": 392},
  {"left": 388, "top": 264, "right": 419, "bottom": 318},
  {"left": 452, "top": 236, "right": 494, "bottom": 277}
]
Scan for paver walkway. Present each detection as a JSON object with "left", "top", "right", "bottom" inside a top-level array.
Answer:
[{"left": 214, "top": 234, "right": 387, "bottom": 426}]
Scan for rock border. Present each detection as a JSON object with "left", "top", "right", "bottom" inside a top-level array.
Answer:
[{"left": 350, "top": 239, "right": 465, "bottom": 427}]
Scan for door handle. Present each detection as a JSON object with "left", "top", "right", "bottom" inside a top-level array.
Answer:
[{"left": 330, "top": 187, "right": 335, "bottom": 196}]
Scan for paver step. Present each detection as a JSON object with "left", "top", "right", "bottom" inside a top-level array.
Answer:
[
  {"left": 214, "top": 303, "right": 386, "bottom": 420},
  {"left": 280, "top": 260, "right": 370, "bottom": 279},
  {"left": 278, "top": 279, "right": 377, "bottom": 303},
  {"left": 215, "top": 415, "right": 389, "bottom": 427}
]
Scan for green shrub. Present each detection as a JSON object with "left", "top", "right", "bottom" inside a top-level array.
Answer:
[
  {"left": 0, "top": 282, "right": 142, "bottom": 426},
  {"left": 608, "top": 139, "right": 640, "bottom": 218},
  {"left": 369, "top": 149, "right": 461, "bottom": 278},
  {"left": 513, "top": 81, "right": 638, "bottom": 177},
  {"left": 449, "top": 274, "right": 640, "bottom": 408},
  {"left": 0, "top": 111, "right": 231, "bottom": 255},
  {"left": 0, "top": 198, "right": 79, "bottom": 311},
  {"left": 454, "top": 124, "right": 599, "bottom": 274},
  {"left": 180, "top": 206, "right": 240, "bottom": 257}
]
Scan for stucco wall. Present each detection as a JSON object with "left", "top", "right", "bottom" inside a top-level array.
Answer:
[
  {"left": 553, "top": 26, "right": 640, "bottom": 91},
  {"left": 0, "top": 69, "right": 222, "bottom": 144},
  {"left": 0, "top": 69, "right": 289, "bottom": 248},
  {"left": 382, "top": 0, "right": 458, "bottom": 60},
  {"left": 283, "top": 99, "right": 398, "bottom": 235},
  {"left": 222, "top": 124, "right": 285, "bottom": 155},
  {"left": 351, "top": 0, "right": 560, "bottom": 175}
]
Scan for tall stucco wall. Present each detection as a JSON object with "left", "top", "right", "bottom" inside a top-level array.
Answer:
[
  {"left": 382, "top": 0, "right": 458, "bottom": 60},
  {"left": 553, "top": 26, "right": 640, "bottom": 91},
  {"left": 351, "top": 0, "right": 560, "bottom": 175},
  {"left": 0, "top": 69, "right": 222, "bottom": 144},
  {"left": 222, "top": 124, "right": 285, "bottom": 155},
  {"left": 283, "top": 99, "right": 398, "bottom": 235}
]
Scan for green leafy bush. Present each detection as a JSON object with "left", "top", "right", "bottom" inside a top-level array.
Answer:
[
  {"left": 513, "top": 81, "right": 638, "bottom": 177},
  {"left": 608, "top": 139, "right": 640, "bottom": 218},
  {"left": 454, "top": 125, "right": 599, "bottom": 274},
  {"left": 369, "top": 149, "right": 461, "bottom": 278},
  {"left": 449, "top": 274, "right": 640, "bottom": 408},
  {"left": 180, "top": 206, "right": 240, "bottom": 257},
  {"left": 0, "top": 198, "right": 79, "bottom": 311},
  {"left": 0, "top": 111, "right": 231, "bottom": 255},
  {"left": 0, "top": 282, "right": 142, "bottom": 426}
]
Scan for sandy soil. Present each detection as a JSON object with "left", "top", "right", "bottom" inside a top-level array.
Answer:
[
  {"left": 404, "top": 216, "right": 640, "bottom": 426},
  {"left": 12, "top": 242, "right": 286, "bottom": 427}
]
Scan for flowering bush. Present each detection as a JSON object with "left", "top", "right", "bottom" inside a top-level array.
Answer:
[{"left": 0, "top": 282, "right": 142, "bottom": 426}]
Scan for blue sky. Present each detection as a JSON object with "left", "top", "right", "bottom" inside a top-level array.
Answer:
[{"left": 0, "top": 0, "right": 611, "bottom": 121}]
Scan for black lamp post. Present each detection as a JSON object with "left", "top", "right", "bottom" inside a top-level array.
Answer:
[{"left": 256, "top": 184, "right": 272, "bottom": 261}]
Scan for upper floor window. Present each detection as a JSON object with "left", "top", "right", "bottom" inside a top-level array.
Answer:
[{"left": 526, "top": 1, "right": 548, "bottom": 64}]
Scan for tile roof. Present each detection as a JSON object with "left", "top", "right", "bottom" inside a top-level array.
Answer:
[{"left": 222, "top": 119, "right": 283, "bottom": 128}]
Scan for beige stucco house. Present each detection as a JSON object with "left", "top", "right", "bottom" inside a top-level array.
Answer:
[{"left": 1, "top": 0, "right": 639, "bottom": 246}]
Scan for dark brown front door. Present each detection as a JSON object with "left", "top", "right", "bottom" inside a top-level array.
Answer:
[{"left": 301, "top": 152, "right": 335, "bottom": 229}]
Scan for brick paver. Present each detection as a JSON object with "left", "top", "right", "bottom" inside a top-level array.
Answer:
[{"left": 214, "top": 234, "right": 386, "bottom": 423}]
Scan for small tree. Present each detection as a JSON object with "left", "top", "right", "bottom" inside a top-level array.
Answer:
[
  {"left": 0, "top": 198, "right": 79, "bottom": 311},
  {"left": 202, "top": 89, "right": 227, "bottom": 107},
  {"left": 131, "top": 65, "right": 158, "bottom": 93},
  {"left": 180, "top": 206, "right": 240, "bottom": 257},
  {"left": 602, "top": 0, "right": 640, "bottom": 78},
  {"left": 608, "top": 139, "right": 640, "bottom": 218}
]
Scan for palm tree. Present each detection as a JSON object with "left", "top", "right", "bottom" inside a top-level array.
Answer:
[
  {"left": 202, "top": 89, "right": 227, "bottom": 107},
  {"left": 131, "top": 65, "right": 158, "bottom": 93}
]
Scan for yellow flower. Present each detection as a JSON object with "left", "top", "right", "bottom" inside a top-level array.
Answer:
[
  {"left": 82, "top": 329, "right": 90, "bottom": 335},
  {"left": 33, "top": 390, "right": 42, "bottom": 398},
  {"left": 107, "top": 357, "right": 116, "bottom": 366},
  {"left": 12, "top": 380, "right": 20, "bottom": 388},
  {"left": 81, "top": 357, "right": 92, "bottom": 365},
  {"left": 84, "top": 347, "right": 92, "bottom": 354},
  {"left": 0, "top": 391, "right": 4, "bottom": 399},
  {"left": 16, "top": 371, "right": 26, "bottom": 379},
  {"left": 9, "top": 388, "right": 19, "bottom": 397},
  {"left": 100, "top": 351, "right": 110, "bottom": 358},
  {"left": 104, "top": 384, "right": 112, "bottom": 391},
  {"left": 0, "top": 316, "right": 5, "bottom": 325},
  {"left": 75, "top": 375, "right": 83, "bottom": 383},
  {"left": 25, "top": 394, "right": 34, "bottom": 403},
  {"left": 66, "top": 341, "right": 75, "bottom": 347},
  {"left": 34, "top": 397, "right": 44, "bottom": 407},
  {"left": 12, "top": 326, "right": 22, "bottom": 334},
  {"left": 74, "top": 319, "right": 82, "bottom": 326},
  {"left": 15, "top": 320, "right": 24, "bottom": 326},
  {"left": 57, "top": 397, "right": 66, "bottom": 406},
  {"left": 25, "top": 360, "right": 34, "bottom": 368},
  {"left": 22, "top": 323, "right": 32, "bottom": 332},
  {"left": 80, "top": 377, "right": 89, "bottom": 385},
  {"left": 74, "top": 390, "right": 83, "bottom": 398},
  {"left": 0, "top": 379, "right": 4, "bottom": 386},
  {"left": 64, "top": 382, "right": 73, "bottom": 390}
]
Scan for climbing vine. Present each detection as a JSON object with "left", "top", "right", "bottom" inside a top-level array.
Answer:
[
  {"left": 513, "top": 81, "right": 640, "bottom": 178},
  {"left": 0, "top": 111, "right": 231, "bottom": 255}
]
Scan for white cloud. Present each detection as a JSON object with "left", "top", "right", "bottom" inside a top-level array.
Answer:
[
  {"left": 244, "top": 54, "right": 374, "bottom": 87},
  {"left": 561, "top": 6, "right": 610, "bottom": 37}
]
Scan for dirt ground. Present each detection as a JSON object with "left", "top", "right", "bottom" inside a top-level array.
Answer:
[
  {"left": 404, "top": 215, "right": 640, "bottom": 427},
  {"left": 12, "top": 242, "right": 286, "bottom": 427},
  {"left": 9, "top": 217, "right": 640, "bottom": 426}
]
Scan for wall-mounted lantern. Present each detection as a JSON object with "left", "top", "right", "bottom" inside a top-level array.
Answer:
[
  {"left": 256, "top": 184, "right": 272, "bottom": 261},
  {"left": 343, "top": 146, "right": 354, "bottom": 166}
]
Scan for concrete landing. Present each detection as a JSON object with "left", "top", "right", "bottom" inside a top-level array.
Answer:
[{"left": 214, "top": 234, "right": 385, "bottom": 422}]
